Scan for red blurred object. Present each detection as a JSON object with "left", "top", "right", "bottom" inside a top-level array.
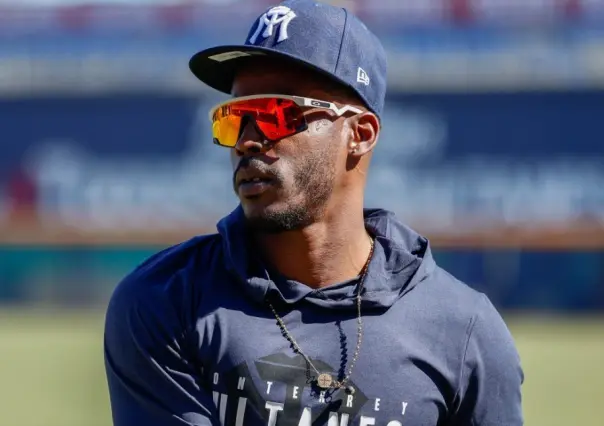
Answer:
[
  {"left": 450, "top": 0, "right": 474, "bottom": 24},
  {"left": 54, "top": 5, "right": 95, "bottom": 31},
  {"left": 154, "top": 3, "right": 195, "bottom": 30},
  {"left": 564, "top": 0, "right": 583, "bottom": 19},
  {"left": 6, "top": 169, "right": 38, "bottom": 223}
]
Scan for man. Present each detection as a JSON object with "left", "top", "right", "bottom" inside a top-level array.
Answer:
[{"left": 104, "top": 1, "right": 524, "bottom": 425}]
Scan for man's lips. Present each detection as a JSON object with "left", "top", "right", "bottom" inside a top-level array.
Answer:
[
  {"left": 238, "top": 177, "right": 274, "bottom": 197},
  {"left": 238, "top": 176, "right": 273, "bottom": 186},
  {"left": 235, "top": 167, "right": 274, "bottom": 187}
]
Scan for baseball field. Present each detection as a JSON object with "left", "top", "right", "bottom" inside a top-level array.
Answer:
[{"left": 0, "top": 308, "right": 601, "bottom": 426}]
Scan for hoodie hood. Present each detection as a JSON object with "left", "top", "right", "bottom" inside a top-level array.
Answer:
[{"left": 217, "top": 207, "right": 435, "bottom": 311}]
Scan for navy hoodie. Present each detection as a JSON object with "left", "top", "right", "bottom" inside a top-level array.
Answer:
[{"left": 104, "top": 208, "right": 524, "bottom": 426}]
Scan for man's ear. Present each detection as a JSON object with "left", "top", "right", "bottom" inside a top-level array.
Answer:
[{"left": 347, "top": 112, "right": 380, "bottom": 157}]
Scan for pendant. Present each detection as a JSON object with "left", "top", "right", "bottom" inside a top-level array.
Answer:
[{"left": 316, "top": 373, "right": 334, "bottom": 389}]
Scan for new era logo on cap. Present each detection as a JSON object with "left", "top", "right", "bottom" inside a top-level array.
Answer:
[
  {"left": 189, "top": 0, "right": 387, "bottom": 118},
  {"left": 357, "top": 67, "right": 370, "bottom": 86}
]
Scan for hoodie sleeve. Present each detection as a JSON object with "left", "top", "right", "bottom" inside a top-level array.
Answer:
[
  {"left": 452, "top": 294, "right": 524, "bottom": 426},
  {"left": 104, "top": 272, "right": 219, "bottom": 426}
]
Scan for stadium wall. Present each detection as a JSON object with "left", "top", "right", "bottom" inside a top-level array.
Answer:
[{"left": 0, "top": 90, "right": 602, "bottom": 311}]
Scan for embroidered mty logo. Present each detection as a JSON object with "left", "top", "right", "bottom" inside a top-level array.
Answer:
[
  {"left": 249, "top": 6, "right": 297, "bottom": 45},
  {"left": 357, "top": 67, "right": 370, "bottom": 86}
]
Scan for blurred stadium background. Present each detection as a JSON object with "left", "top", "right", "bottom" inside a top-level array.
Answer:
[{"left": 0, "top": 0, "right": 603, "bottom": 425}]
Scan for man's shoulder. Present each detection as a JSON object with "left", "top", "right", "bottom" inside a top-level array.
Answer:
[
  {"left": 400, "top": 263, "right": 515, "bottom": 370},
  {"left": 411, "top": 263, "right": 498, "bottom": 329},
  {"left": 131, "top": 233, "right": 222, "bottom": 282},
  {"left": 107, "top": 233, "right": 223, "bottom": 312},
  {"left": 432, "top": 265, "right": 485, "bottom": 304}
]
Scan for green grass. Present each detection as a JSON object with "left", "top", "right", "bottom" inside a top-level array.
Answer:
[
  {"left": 0, "top": 309, "right": 602, "bottom": 426},
  {"left": 0, "top": 309, "right": 110, "bottom": 426},
  {"left": 507, "top": 315, "right": 604, "bottom": 426}
]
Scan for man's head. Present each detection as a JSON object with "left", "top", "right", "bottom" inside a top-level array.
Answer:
[
  {"left": 189, "top": 0, "right": 387, "bottom": 232},
  {"left": 225, "top": 58, "right": 379, "bottom": 232}
]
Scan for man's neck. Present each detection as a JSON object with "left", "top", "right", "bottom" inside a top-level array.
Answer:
[{"left": 254, "top": 211, "right": 373, "bottom": 289}]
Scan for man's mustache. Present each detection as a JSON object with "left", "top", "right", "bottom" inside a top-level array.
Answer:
[{"left": 232, "top": 157, "right": 278, "bottom": 189}]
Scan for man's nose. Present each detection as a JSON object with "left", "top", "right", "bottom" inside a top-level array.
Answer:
[{"left": 234, "top": 116, "right": 266, "bottom": 157}]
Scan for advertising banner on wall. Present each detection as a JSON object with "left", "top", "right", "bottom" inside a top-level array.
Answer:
[{"left": 0, "top": 90, "right": 602, "bottom": 247}]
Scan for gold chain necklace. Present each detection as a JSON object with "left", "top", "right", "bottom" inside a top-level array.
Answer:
[{"left": 267, "top": 237, "right": 375, "bottom": 394}]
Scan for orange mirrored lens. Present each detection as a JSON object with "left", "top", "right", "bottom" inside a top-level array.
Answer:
[{"left": 211, "top": 97, "right": 306, "bottom": 147}]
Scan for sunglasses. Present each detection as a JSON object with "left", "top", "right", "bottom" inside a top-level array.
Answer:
[{"left": 208, "top": 94, "right": 363, "bottom": 148}]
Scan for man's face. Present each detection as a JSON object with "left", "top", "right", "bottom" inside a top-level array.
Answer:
[{"left": 228, "top": 61, "right": 353, "bottom": 233}]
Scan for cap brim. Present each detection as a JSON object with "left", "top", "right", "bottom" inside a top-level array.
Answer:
[{"left": 189, "top": 45, "right": 352, "bottom": 95}]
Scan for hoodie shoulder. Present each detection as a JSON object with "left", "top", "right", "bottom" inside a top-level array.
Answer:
[
  {"left": 428, "top": 266, "right": 488, "bottom": 314},
  {"left": 409, "top": 264, "right": 522, "bottom": 417},
  {"left": 104, "top": 235, "right": 225, "bottom": 425},
  {"left": 427, "top": 268, "right": 524, "bottom": 424},
  {"left": 413, "top": 264, "right": 499, "bottom": 336},
  {"left": 122, "top": 234, "right": 221, "bottom": 289},
  {"left": 106, "top": 233, "right": 224, "bottom": 330}
]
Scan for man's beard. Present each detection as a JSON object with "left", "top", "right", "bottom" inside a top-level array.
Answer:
[
  {"left": 244, "top": 203, "right": 313, "bottom": 233},
  {"left": 243, "top": 155, "right": 336, "bottom": 234}
]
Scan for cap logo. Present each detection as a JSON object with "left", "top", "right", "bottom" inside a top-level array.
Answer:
[
  {"left": 357, "top": 67, "right": 370, "bottom": 86},
  {"left": 248, "top": 5, "right": 297, "bottom": 45}
]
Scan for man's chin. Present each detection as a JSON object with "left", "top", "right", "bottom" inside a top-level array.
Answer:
[
  {"left": 240, "top": 196, "right": 276, "bottom": 219},
  {"left": 242, "top": 203, "right": 312, "bottom": 234}
]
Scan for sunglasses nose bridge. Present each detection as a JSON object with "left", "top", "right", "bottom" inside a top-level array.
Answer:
[{"left": 234, "top": 114, "right": 268, "bottom": 155}]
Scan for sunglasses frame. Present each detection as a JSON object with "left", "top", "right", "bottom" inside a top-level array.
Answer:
[
  {"left": 208, "top": 94, "right": 363, "bottom": 122},
  {"left": 208, "top": 94, "right": 364, "bottom": 147}
]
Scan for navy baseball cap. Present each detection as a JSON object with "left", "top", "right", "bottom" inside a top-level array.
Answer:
[{"left": 189, "top": 0, "right": 387, "bottom": 119}]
